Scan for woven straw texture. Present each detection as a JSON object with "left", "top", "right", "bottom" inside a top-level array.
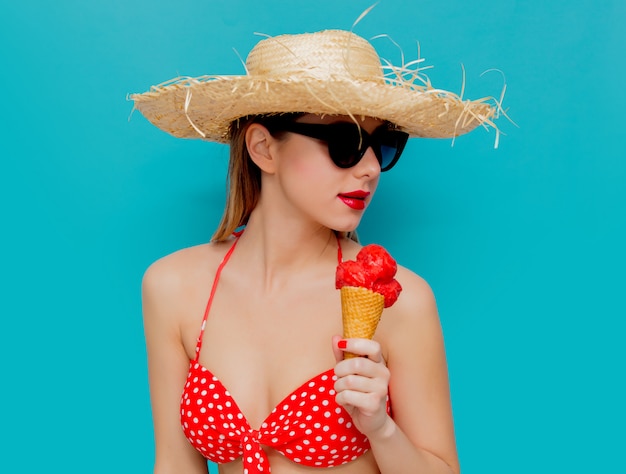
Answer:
[
  {"left": 131, "top": 30, "right": 497, "bottom": 143},
  {"left": 341, "top": 286, "right": 385, "bottom": 359}
]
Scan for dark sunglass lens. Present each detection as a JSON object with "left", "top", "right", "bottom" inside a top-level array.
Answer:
[
  {"left": 379, "top": 144, "right": 398, "bottom": 169},
  {"left": 327, "top": 123, "right": 364, "bottom": 168},
  {"left": 377, "top": 130, "right": 408, "bottom": 171}
]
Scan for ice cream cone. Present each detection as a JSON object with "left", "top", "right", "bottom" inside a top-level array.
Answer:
[{"left": 340, "top": 286, "right": 385, "bottom": 359}]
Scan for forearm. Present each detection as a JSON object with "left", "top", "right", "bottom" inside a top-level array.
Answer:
[{"left": 368, "top": 416, "right": 458, "bottom": 474}]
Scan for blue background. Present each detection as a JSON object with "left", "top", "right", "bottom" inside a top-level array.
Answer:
[{"left": 1, "top": 1, "right": 624, "bottom": 472}]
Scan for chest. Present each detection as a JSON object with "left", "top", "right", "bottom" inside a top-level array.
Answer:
[{"left": 184, "top": 277, "right": 343, "bottom": 428}]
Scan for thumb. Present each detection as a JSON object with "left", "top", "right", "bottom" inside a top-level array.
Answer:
[{"left": 331, "top": 335, "right": 345, "bottom": 363}]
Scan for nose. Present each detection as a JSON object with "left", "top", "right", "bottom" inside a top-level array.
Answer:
[{"left": 354, "top": 146, "right": 381, "bottom": 178}]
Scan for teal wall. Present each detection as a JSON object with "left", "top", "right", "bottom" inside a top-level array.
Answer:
[{"left": 1, "top": 1, "right": 624, "bottom": 473}]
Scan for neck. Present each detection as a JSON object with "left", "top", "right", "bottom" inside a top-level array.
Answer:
[{"left": 234, "top": 209, "right": 339, "bottom": 292}]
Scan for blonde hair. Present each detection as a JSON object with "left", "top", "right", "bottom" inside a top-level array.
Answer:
[{"left": 211, "top": 114, "right": 359, "bottom": 243}]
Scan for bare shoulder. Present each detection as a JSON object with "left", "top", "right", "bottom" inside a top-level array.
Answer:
[
  {"left": 392, "top": 264, "right": 438, "bottom": 321},
  {"left": 377, "top": 263, "right": 441, "bottom": 358},
  {"left": 143, "top": 241, "right": 234, "bottom": 291},
  {"left": 141, "top": 240, "right": 234, "bottom": 323}
]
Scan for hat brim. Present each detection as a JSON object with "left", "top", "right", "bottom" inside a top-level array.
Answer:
[{"left": 131, "top": 75, "right": 496, "bottom": 143}]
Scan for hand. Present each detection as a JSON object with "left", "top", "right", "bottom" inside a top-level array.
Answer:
[{"left": 332, "top": 335, "right": 392, "bottom": 438}]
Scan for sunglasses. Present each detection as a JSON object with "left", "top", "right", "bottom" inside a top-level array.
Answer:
[{"left": 263, "top": 120, "right": 409, "bottom": 172}]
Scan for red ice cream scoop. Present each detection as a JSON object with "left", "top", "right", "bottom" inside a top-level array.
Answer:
[{"left": 336, "top": 244, "right": 402, "bottom": 308}]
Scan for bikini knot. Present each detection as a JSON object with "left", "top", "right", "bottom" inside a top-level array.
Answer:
[{"left": 241, "top": 429, "right": 269, "bottom": 473}]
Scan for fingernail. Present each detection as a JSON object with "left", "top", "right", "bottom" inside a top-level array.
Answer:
[{"left": 337, "top": 339, "right": 347, "bottom": 349}]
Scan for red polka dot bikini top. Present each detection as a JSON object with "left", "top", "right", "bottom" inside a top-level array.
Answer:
[{"left": 181, "top": 234, "right": 383, "bottom": 473}]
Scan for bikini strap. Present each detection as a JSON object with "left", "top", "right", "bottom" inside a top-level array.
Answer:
[
  {"left": 194, "top": 234, "right": 241, "bottom": 361},
  {"left": 336, "top": 233, "right": 343, "bottom": 263}
]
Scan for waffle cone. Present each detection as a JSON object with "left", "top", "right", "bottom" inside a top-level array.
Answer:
[{"left": 340, "top": 286, "right": 385, "bottom": 359}]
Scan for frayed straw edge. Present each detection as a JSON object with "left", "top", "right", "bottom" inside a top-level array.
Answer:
[
  {"left": 183, "top": 88, "right": 207, "bottom": 138},
  {"left": 368, "top": 36, "right": 509, "bottom": 148},
  {"left": 352, "top": 3, "right": 379, "bottom": 30},
  {"left": 343, "top": 2, "right": 379, "bottom": 80},
  {"left": 480, "top": 68, "right": 518, "bottom": 129},
  {"left": 372, "top": 35, "right": 434, "bottom": 90},
  {"left": 126, "top": 93, "right": 138, "bottom": 122},
  {"left": 447, "top": 65, "right": 512, "bottom": 149},
  {"left": 232, "top": 47, "right": 248, "bottom": 74}
]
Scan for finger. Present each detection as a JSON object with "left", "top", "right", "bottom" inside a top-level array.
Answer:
[
  {"left": 334, "top": 355, "right": 390, "bottom": 382},
  {"left": 331, "top": 335, "right": 344, "bottom": 363},
  {"left": 335, "top": 339, "right": 386, "bottom": 376},
  {"left": 334, "top": 373, "right": 387, "bottom": 395},
  {"left": 335, "top": 338, "right": 384, "bottom": 365},
  {"left": 335, "top": 387, "right": 387, "bottom": 416}
]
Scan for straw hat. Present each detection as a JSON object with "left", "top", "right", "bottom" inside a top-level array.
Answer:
[{"left": 131, "top": 29, "right": 498, "bottom": 143}]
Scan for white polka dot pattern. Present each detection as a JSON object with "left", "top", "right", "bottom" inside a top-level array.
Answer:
[
  {"left": 181, "top": 361, "right": 377, "bottom": 473},
  {"left": 180, "top": 233, "right": 389, "bottom": 473}
]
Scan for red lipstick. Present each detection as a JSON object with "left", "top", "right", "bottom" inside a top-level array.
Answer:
[{"left": 338, "top": 190, "right": 370, "bottom": 210}]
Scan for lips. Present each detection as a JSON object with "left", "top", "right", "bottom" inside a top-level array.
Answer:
[{"left": 338, "top": 190, "right": 370, "bottom": 210}]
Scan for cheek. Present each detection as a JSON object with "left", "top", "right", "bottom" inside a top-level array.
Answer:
[{"left": 281, "top": 139, "right": 336, "bottom": 181}]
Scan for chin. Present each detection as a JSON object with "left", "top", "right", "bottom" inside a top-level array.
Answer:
[{"left": 330, "top": 220, "right": 361, "bottom": 234}]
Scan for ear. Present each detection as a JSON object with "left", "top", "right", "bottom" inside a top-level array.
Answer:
[{"left": 245, "top": 123, "right": 278, "bottom": 174}]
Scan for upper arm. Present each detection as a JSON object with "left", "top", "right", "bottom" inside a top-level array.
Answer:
[
  {"left": 142, "top": 259, "right": 208, "bottom": 474},
  {"left": 383, "top": 268, "right": 460, "bottom": 473}
]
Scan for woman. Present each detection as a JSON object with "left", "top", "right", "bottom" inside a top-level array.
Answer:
[{"left": 133, "top": 29, "right": 498, "bottom": 474}]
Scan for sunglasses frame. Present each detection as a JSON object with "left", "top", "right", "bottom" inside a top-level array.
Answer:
[{"left": 261, "top": 119, "right": 409, "bottom": 172}]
